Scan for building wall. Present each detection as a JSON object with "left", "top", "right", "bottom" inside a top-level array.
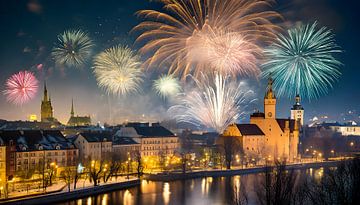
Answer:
[
  {"left": 74, "top": 135, "right": 112, "bottom": 161},
  {"left": 250, "top": 117, "right": 291, "bottom": 159},
  {"left": 140, "top": 137, "right": 179, "bottom": 157},
  {"left": 330, "top": 126, "right": 360, "bottom": 136},
  {"left": 0, "top": 146, "right": 6, "bottom": 189},
  {"left": 291, "top": 110, "right": 304, "bottom": 126},
  {"left": 15, "top": 149, "right": 78, "bottom": 171},
  {"left": 113, "top": 144, "right": 141, "bottom": 158}
]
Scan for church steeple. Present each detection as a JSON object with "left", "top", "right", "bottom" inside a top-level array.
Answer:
[
  {"left": 265, "top": 77, "right": 276, "bottom": 99},
  {"left": 43, "top": 82, "right": 48, "bottom": 102},
  {"left": 71, "top": 99, "right": 74, "bottom": 117},
  {"left": 264, "top": 77, "right": 277, "bottom": 119}
]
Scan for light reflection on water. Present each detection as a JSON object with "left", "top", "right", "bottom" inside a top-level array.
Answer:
[{"left": 57, "top": 168, "right": 324, "bottom": 205}]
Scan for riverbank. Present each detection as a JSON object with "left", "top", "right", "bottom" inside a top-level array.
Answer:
[
  {"left": 0, "top": 179, "right": 140, "bottom": 205},
  {"left": 144, "top": 160, "right": 341, "bottom": 181}
]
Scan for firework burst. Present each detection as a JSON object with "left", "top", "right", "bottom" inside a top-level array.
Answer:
[
  {"left": 133, "top": 0, "right": 280, "bottom": 79},
  {"left": 168, "top": 73, "right": 254, "bottom": 133},
  {"left": 153, "top": 75, "right": 181, "bottom": 99},
  {"left": 93, "top": 45, "right": 143, "bottom": 96},
  {"left": 262, "top": 22, "right": 342, "bottom": 99},
  {"left": 52, "top": 29, "right": 94, "bottom": 67},
  {"left": 4, "top": 71, "right": 39, "bottom": 105}
]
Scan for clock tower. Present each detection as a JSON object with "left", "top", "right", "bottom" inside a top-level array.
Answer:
[{"left": 264, "top": 77, "right": 276, "bottom": 119}]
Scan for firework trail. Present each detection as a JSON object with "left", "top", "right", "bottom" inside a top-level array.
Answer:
[
  {"left": 52, "top": 29, "right": 94, "bottom": 67},
  {"left": 168, "top": 72, "right": 254, "bottom": 133},
  {"left": 93, "top": 45, "right": 143, "bottom": 96},
  {"left": 133, "top": 0, "right": 280, "bottom": 79},
  {"left": 4, "top": 71, "right": 39, "bottom": 105},
  {"left": 153, "top": 75, "right": 181, "bottom": 99},
  {"left": 262, "top": 22, "right": 342, "bottom": 99}
]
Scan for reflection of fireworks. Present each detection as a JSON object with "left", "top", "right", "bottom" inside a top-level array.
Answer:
[
  {"left": 153, "top": 75, "right": 181, "bottom": 99},
  {"left": 4, "top": 71, "right": 39, "bottom": 105},
  {"left": 52, "top": 29, "right": 94, "bottom": 67},
  {"left": 93, "top": 45, "right": 143, "bottom": 96},
  {"left": 262, "top": 22, "right": 342, "bottom": 99},
  {"left": 134, "top": 0, "right": 280, "bottom": 79},
  {"left": 168, "top": 73, "right": 254, "bottom": 133}
]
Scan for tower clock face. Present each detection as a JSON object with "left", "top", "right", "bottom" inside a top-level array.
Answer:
[{"left": 268, "top": 112, "right": 272, "bottom": 117}]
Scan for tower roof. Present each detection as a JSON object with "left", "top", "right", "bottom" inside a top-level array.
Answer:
[
  {"left": 291, "top": 94, "right": 304, "bottom": 110},
  {"left": 71, "top": 98, "right": 74, "bottom": 116},
  {"left": 265, "top": 77, "right": 276, "bottom": 99}
]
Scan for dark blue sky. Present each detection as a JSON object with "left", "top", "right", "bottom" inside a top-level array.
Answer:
[{"left": 0, "top": 0, "right": 359, "bottom": 124}]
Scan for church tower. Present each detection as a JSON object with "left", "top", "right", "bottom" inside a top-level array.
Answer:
[
  {"left": 70, "top": 98, "right": 74, "bottom": 117},
  {"left": 41, "top": 83, "right": 54, "bottom": 121},
  {"left": 264, "top": 77, "right": 276, "bottom": 119},
  {"left": 291, "top": 94, "right": 304, "bottom": 126}
]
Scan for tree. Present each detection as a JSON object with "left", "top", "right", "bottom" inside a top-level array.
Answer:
[
  {"left": 60, "top": 167, "right": 74, "bottom": 192},
  {"left": 88, "top": 160, "right": 103, "bottom": 186},
  {"left": 133, "top": 150, "right": 144, "bottom": 178},
  {"left": 303, "top": 158, "right": 360, "bottom": 205},
  {"left": 255, "top": 161, "right": 302, "bottom": 205},
  {"left": 218, "top": 135, "right": 242, "bottom": 169}
]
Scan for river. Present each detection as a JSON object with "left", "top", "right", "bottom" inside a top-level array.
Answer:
[{"left": 57, "top": 167, "right": 324, "bottom": 205}]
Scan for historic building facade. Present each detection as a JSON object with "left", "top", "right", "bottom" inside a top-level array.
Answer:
[
  {"left": 67, "top": 99, "right": 91, "bottom": 126},
  {"left": 223, "top": 78, "right": 301, "bottom": 162}
]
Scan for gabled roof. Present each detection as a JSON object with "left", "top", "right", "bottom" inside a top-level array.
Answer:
[
  {"left": 133, "top": 126, "right": 175, "bottom": 137},
  {"left": 79, "top": 132, "right": 113, "bottom": 142},
  {"left": 113, "top": 137, "right": 139, "bottom": 145},
  {"left": 236, "top": 124, "right": 265, "bottom": 136},
  {"left": 276, "top": 119, "right": 297, "bottom": 132},
  {"left": 0, "top": 130, "right": 75, "bottom": 151}
]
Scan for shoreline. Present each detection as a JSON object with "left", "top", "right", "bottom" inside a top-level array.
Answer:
[
  {"left": 0, "top": 179, "right": 140, "bottom": 205},
  {"left": 144, "top": 160, "right": 341, "bottom": 181},
  {"left": 0, "top": 160, "right": 341, "bottom": 204}
]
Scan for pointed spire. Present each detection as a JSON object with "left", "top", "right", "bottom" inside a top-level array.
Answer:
[
  {"left": 71, "top": 98, "right": 74, "bottom": 117},
  {"left": 295, "top": 94, "right": 301, "bottom": 104},
  {"left": 43, "top": 82, "right": 48, "bottom": 101},
  {"left": 265, "top": 77, "right": 275, "bottom": 99}
]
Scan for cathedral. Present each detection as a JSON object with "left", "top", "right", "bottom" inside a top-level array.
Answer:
[
  {"left": 223, "top": 78, "right": 303, "bottom": 162},
  {"left": 67, "top": 99, "right": 91, "bottom": 126},
  {"left": 40, "top": 83, "right": 58, "bottom": 123}
]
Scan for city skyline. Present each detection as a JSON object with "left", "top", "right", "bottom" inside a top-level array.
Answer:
[{"left": 0, "top": 0, "right": 359, "bottom": 125}]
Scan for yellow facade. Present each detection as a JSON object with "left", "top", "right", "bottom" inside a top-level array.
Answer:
[
  {"left": 224, "top": 78, "right": 300, "bottom": 162},
  {"left": 0, "top": 146, "right": 6, "bottom": 191}
]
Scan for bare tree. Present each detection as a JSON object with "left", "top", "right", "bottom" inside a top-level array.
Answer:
[
  {"left": 255, "top": 161, "right": 302, "bottom": 205},
  {"left": 88, "top": 160, "right": 103, "bottom": 186},
  {"left": 133, "top": 150, "right": 143, "bottom": 178},
  {"left": 303, "top": 158, "right": 360, "bottom": 205},
  {"left": 60, "top": 167, "right": 74, "bottom": 192},
  {"left": 218, "top": 135, "right": 242, "bottom": 169}
]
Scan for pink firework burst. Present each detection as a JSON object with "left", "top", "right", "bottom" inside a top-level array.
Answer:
[{"left": 4, "top": 71, "right": 39, "bottom": 105}]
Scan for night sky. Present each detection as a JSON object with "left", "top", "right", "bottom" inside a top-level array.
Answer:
[{"left": 0, "top": 0, "right": 359, "bottom": 125}]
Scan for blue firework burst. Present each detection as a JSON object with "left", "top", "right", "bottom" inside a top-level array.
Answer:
[{"left": 262, "top": 22, "right": 342, "bottom": 100}]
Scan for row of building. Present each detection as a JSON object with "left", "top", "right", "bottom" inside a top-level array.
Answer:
[{"left": 0, "top": 124, "right": 180, "bottom": 187}]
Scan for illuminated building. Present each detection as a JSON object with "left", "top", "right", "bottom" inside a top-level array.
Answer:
[
  {"left": 67, "top": 99, "right": 91, "bottom": 126},
  {"left": 223, "top": 78, "right": 300, "bottom": 162},
  {"left": 74, "top": 132, "right": 113, "bottom": 160},
  {"left": 40, "top": 83, "right": 60, "bottom": 125},
  {"left": 116, "top": 124, "right": 180, "bottom": 157},
  {"left": 0, "top": 130, "right": 78, "bottom": 173},
  {"left": 291, "top": 94, "right": 304, "bottom": 126}
]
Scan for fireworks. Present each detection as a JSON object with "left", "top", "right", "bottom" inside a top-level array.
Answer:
[
  {"left": 134, "top": 0, "right": 280, "bottom": 79},
  {"left": 52, "top": 29, "right": 94, "bottom": 67},
  {"left": 168, "top": 73, "right": 254, "bottom": 133},
  {"left": 153, "top": 75, "right": 181, "bottom": 99},
  {"left": 262, "top": 22, "right": 342, "bottom": 99},
  {"left": 4, "top": 71, "right": 39, "bottom": 105},
  {"left": 93, "top": 45, "right": 143, "bottom": 96}
]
